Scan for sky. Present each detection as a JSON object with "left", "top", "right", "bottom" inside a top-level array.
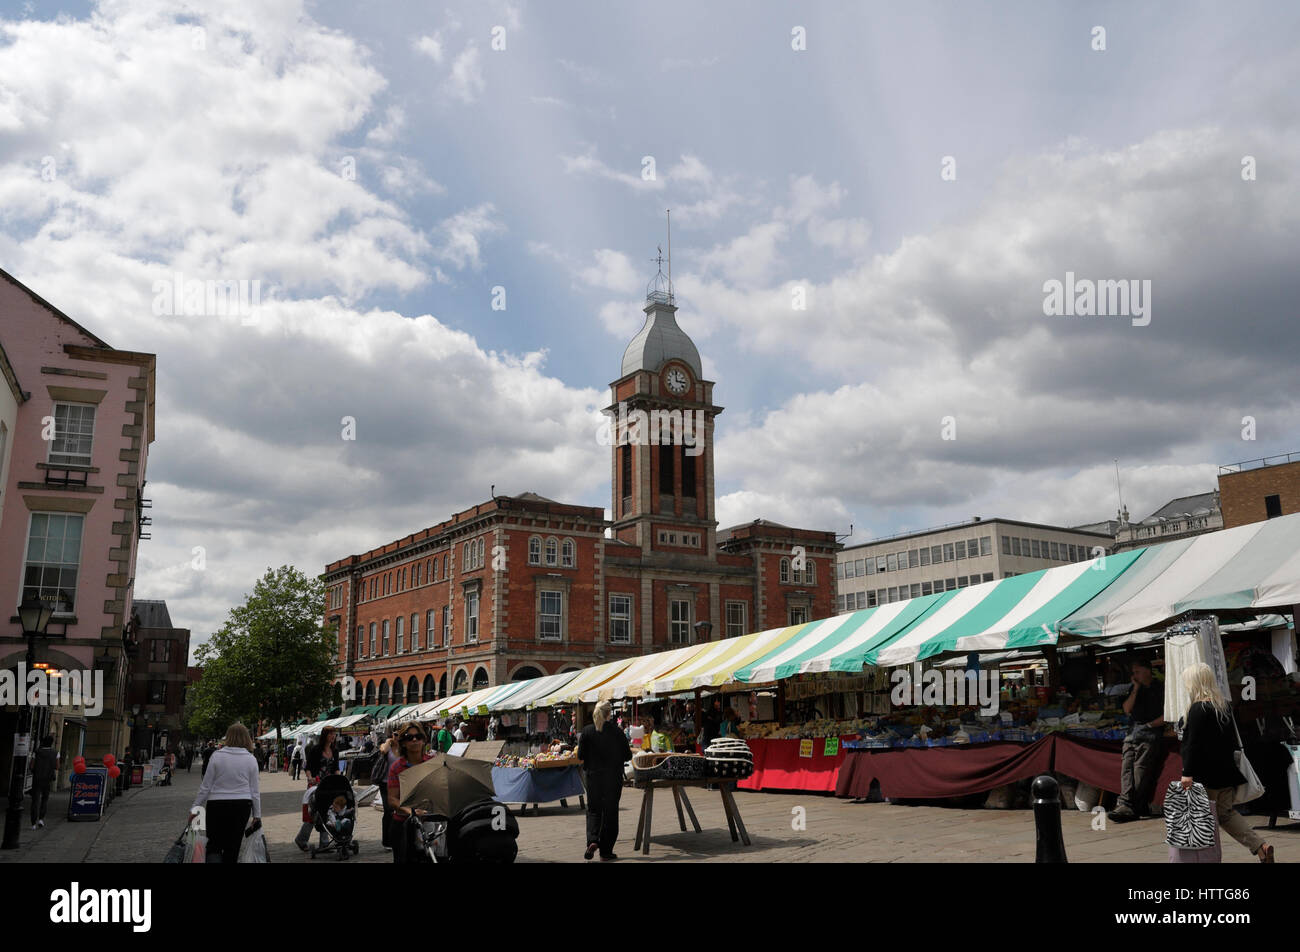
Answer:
[{"left": 1, "top": 0, "right": 1297, "bottom": 658}]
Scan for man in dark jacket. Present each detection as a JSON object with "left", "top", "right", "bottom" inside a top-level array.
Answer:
[
  {"left": 30, "top": 735, "right": 59, "bottom": 829},
  {"left": 1110, "top": 658, "right": 1165, "bottom": 822},
  {"left": 201, "top": 741, "right": 215, "bottom": 776}
]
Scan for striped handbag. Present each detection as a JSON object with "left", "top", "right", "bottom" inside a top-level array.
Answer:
[{"left": 1163, "top": 781, "right": 1217, "bottom": 851}]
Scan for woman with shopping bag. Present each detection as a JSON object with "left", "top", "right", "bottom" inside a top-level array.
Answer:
[
  {"left": 189, "top": 723, "right": 262, "bottom": 864},
  {"left": 1177, "top": 663, "right": 1275, "bottom": 863}
]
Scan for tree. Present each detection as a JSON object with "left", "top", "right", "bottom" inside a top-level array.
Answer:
[{"left": 185, "top": 566, "right": 336, "bottom": 756}]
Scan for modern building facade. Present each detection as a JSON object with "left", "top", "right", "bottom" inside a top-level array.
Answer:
[
  {"left": 1218, "top": 452, "right": 1300, "bottom": 529},
  {"left": 126, "top": 599, "right": 192, "bottom": 757},
  {"left": 323, "top": 267, "right": 838, "bottom": 705},
  {"left": 836, "top": 517, "right": 1114, "bottom": 613},
  {"left": 0, "top": 268, "right": 155, "bottom": 784}
]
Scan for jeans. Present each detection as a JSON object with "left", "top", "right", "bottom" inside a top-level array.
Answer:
[{"left": 30, "top": 782, "right": 51, "bottom": 824}]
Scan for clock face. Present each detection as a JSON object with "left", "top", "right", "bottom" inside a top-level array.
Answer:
[{"left": 665, "top": 367, "right": 689, "bottom": 394}]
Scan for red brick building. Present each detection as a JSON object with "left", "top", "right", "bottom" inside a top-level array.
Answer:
[
  {"left": 1218, "top": 452, "right": 1300, "bottom": 529},
  {"left": 322, "top": 272, "right": 838, "bottom": 704}
]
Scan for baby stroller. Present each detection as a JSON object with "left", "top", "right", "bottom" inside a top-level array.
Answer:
[
  {"left": 404, "top": 798, "right": 519, "bottom": 864},
  {"left": 308, "top": 774, "right": 360, "bottom": 860}
]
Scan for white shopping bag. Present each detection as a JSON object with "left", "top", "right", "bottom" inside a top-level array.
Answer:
[{"left": 238, "top": 828, "right": 269, "bottom": 863}]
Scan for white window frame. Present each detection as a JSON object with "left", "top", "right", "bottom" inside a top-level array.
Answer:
[
  {"left": 528, "top": 537, "right": 541, "bottom": 564},
  {"left": 465, "top": 591, "right": 479, "bottom": 643},
  {"left": 410, "top": 612, "right": 419, "bottom": 651},
  {"left": 669, "top": 599, "right": 692, "bottom": 644},
  {"left": 779, "top": 558, "right": 790, "bottom": 583},
  {"left": 539, "top": 590, "right": 563, "bottom": 641},
  {"left": 21, "top": 511, "right": 84, "bottom": 616},
  {"left": 395, "top": 615, "right": 405, "bottom": 653},
  {"left": 47, "top": 402, "right": 96, "bottom": 467},
  {"left": 608, "top": 594, "right": 632, "bottom": 644},
  {"left": 442, "top": 605, "right": 451, "bottom": 647},
  {"left": 561, "top": 539, "right": 575, "bottom": 568},
  {"left": 545, "top": 537, "right": 558, "bottom": 566},
  {"left": 382, "top": 619, "right": 390, "bottom": 655},
  {"left": 725, "top": 600, "right": 746, "bottom": 639}
]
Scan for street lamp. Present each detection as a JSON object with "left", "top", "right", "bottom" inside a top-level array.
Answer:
[{"left": 2, "top": 595, "right": 54, "bottom": 850}]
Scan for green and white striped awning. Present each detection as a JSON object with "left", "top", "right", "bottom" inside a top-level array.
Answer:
[
  {"left": 733, "top": 596, "right": 945, "bottom": 683},
  {"left": 868, "top": 550, "right": 1144, "bottom": 667}
]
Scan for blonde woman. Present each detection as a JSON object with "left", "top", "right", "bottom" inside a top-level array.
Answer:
[
  {"left": 1179, "top": 663, "right": 1275, "bottom": 863},
  {"left": 577, "top": 700, "right": 632, "bottom": 861},
  {"left": 189, "top": 723, "right": 261, "bottom": 863}
]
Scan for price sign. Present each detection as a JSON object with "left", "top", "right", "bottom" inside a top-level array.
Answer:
[
  {"left": 823, "top": 736, "right": 839, "bottom": 757},
  {"left": 798, "top": 739, "right": 814, "bottom": 758}
]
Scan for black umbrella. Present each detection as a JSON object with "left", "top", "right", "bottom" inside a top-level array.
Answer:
[{"left": 398, "top": 754, "right": 496, "bottom": 817}]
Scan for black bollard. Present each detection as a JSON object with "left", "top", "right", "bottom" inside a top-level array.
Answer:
[{"left": 1032, "top": 774, "right": 1068, "bottom": 863}]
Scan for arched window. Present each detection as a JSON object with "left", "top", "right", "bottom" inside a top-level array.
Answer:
[
  {"left": 392, "top": 679, "right": 404, "bottom": 705},
  {"left": 463, "top": 541, "right": 471, "bottom": 566},
  {"left": 395, "top": 616, "right": 405, "bottom": 653},
  {"left": 472, "top": 667, "right": 490, "bottom": 690},
  {"left": 528, "top": 537, "right": 541, "bottom": 564},
  {"left": 378, "top": 679, "right": 389, "bottom": 704},
  {"left": 407, "top": 676, "right": 419, "bottom": 701},
  {"left": 545, "top": 537, "right": 558, "bottom": 566},
  {"left": 511, "top": 665, "right": 544, "bottom": 682},
  {"left": 422, "top": 675, "right": 436, "bottom": 702},
  {"left": 561, "top": 539, "right": 575, "bottom": 568},
  {"left": 453, "top": 669, "right": 468, "bottom": 694},
  {"left": 354, "top": 625, "right": 363, "bottom": 658},
  {"left": 478, "top": 538, "right": 485, "bottom": 568},
  {"left": 779, "top": 558, "right": 791, "bottom": 583},
  {"left": 806, "top": 560, "right": 816, "bottom": 584},
  {"left": 382, "top": 619, "right": 390, "bottom": 655},
  {"left": 365, "top": 680, "right": 376, "bottom": 704},
  {"left": 439, "top": 673, "right": 448, "bottom": 698}
]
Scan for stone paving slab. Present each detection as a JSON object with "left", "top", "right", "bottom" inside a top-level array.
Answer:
[{"left": 4, "top": 766, "right": 1289, "bottom": 863}]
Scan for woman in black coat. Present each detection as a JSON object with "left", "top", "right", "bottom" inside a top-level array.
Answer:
[
  {"left": 577, "top": 700, "right": 631, "bottom": 861},
  {"left": 305, "top": 727, "right": 339, "bottom": 780},
  {"left": 1179, "top": 663, "right": 1274, "bottom": 862}
]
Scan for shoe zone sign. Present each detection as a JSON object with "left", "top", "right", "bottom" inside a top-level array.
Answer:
[{"left": 68, "top": 769, "right": 108, "bottom": 820}]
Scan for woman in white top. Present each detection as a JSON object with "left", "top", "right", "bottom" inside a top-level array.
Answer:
[{"left": 190, "top": 723, "right": 262, "bottom": 863}]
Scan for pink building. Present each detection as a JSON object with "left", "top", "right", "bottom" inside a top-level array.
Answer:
[{"left": 0, "top": 268, "right": 155, "bottom": 771}]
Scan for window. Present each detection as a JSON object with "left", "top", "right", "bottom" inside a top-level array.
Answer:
[
  {"left": 921, "top": 581, "right": 932, "bottom": 596},
  {"left": 861, "top": 559, "right": 871, "bottom": 576},
  {"left": 545, "top": 538, "right": 558, "bottom": 566},
  {"left": 982, "top": 573, "right": 994, "bottom": 583},
  {"left": 1020, "top": 538, "right": 1030, "bottom": 557},
  {"left": 149, "top": 640, "right": 172, "bottom": 663},
  {"left": 919, "top": 547, "right": 930, "bottom": 567},
  {"left": 886, "top": 553, "right": 897, "bottom": 572},
  {"left": 528, "top": 537, "right": 541, "bottom": 564},
  {"left": 1050, "top": 542, "right": 1060, "bottom": 560},
  {"left": 48, "top": 403, "right": 96, "bottom": 466},
  {"left": 789, "top": 606, "right": 808, "bottom": 625},
  {"left": 1002, "top": 537, "right": 1011, "bottom": 555},
  {"left": 369, "top": 623, "right": 376, "bottom": 655},
  {"left": 943, "top": 543, "right": 954, "bottom": 562},
  {"left": 1067, "top": 544, "right": 1077, "bottom": 561},
  {"left": 888, "top": 587, "right": 898, "bottom": 602},
  {"left": 1266, "top": 494, "right": 1283, "bottom": 519},
  {"left": 609, "top": 595, "right": 632, "bottom": 643},
  {"left": 955, "top": 540, "right": 966, "bottom": 560},
  {"left": 442, "top": 606, "right": 450, "bottom": 647},
  {"left": 395, "top": 616, "right": 405, "bottom": 653},
  {"left": 681, "top": 446, "right": 696, "bottom": 495},
  {"left": 909, "top": 548, "right": 920, "bottom": 569},
  {"left": 22, "top": 513, "right": 83, "bottom": 614},
  {"left": 910, "top": 583, "right": 921, "bottom": 598},
  {"left": 863, "top": 558, "right": 873, "bottom": 576},
  {"left": 806, "top": 560, "right": 815, "bottom": 584},
  {"left": 1011, "top": 538, "right": 1021, "bottom": 556},
  {"left": 424, "top": 611, "right": 433, "bottom": 649},
  {"left": 147, "top": 679, "right": 167, "bottom": 705},
  {"left": 866, "top": 590, "right": 878, "bottom": 608},
  {"left": 725, "top": 601, "right": 746, "bottom": 638},
  {"left": 539, "top": 591, "right": 562, "bottom": 641},
  {"left": 980, "top": 537, "right": 992, "bottom": 557},
  {"left": 355, "top": 625, "right": 365, "bottom": 658},
  {"left": 957, "top": 576, "right": 968, "bottom": 588},
  {"left": 1030, "top": 539, "right": 1040, "bottom": 558},
  {"left": 779, "top": 558, "right": 790, "bottom": 583},
  {"left": 382, "top": 620, "right": 390, "bottom": 655},
  {"left": 670, "top": 599, "right": 692, "bottom": 643},
  {"left": 853, "top": 591, "right": 864, "bottom": 609},
  {"left": 945, "top": 578, "right": 956, "bottom": 591},
  {"left": 561, "top": 539, "right": 575, "bottom": 568},
  {"left": 466, "top": 592, "right": 479, "bottom": 642},
  {"left": 620, "top": 445, "right": 633, "bottom": 515}
]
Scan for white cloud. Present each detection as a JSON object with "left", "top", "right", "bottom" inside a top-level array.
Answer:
[
  {"left": 561, "top": 149, "right": 663, "bottom": 191},
  {"left": 446, "top": 43, "right": 485, "bottom": 104},
  {"left": 413, "top": 33, "right": 444, "bottom": 64},
  {"left": 436, "top": 203, "right": 504, "bottom": 270}
]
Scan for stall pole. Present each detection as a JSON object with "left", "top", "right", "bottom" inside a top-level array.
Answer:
[{"left": 777, "top": 682, "right": 786, "bottom": 726}]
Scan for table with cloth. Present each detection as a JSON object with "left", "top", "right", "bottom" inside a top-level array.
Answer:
[
  {"left": 834, "top": 734, "right": 1184, "bottom": 804},
  {"left": 736, "top": 737, "right": 855, "bottom": 793},
  {"left": 490, "top": 764, "right": 586, "bottom": 812}
]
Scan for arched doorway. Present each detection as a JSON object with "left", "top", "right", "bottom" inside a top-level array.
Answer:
[
  {"left": 365, "top": 680, "right": 376, "bottom": 704},
  {"left": 439, "top": 673, "right": 447, "bottom": 697},
  {"left": 511, "top": 665, "right": 544, "bottom": 682},
  {"left": 422, "top": 675, "right": 436, "bottom": 702},
  {"left": 453, "top": 670, "right": 468, "bottom": 694},
  {"left": 472, "top": 667, "right": 489, "bottom": 690},
  {"left": 392, "top": 679, "right": 404, "bottom": 705},
  {"left": 407, "top": 676, "right": 419, "bottom": 702},
  {"left": 378, "top": 680, "right": 389, "bottom": 704}
]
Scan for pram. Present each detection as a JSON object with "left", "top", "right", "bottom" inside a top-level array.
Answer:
[
  {"left": 307, "top": 774, "right": 360, "bottom": 860},
  {"left": 402, "top": 797, "right": 519, "bottom": 864}
]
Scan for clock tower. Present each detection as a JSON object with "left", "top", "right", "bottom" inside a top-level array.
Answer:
[{"left": 607, "top": 264, "right": 723, "bottom": 558}]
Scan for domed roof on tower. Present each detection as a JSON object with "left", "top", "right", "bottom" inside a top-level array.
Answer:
[{"left": 620, "top": 245, "right": 702, "bottom": 379}]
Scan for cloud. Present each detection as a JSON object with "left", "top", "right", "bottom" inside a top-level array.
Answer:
[
  {"left": 446, "top": 43, "right": 485, "bottom": 104},
  {"left": 436, "top": 203, "right": 503, "bottom": 271},
  {"left": 413, "top": 33, "right": 445, "bottom": 64},
  {"left": 561, "top": 149, "right": 663, "bottom": 191}
]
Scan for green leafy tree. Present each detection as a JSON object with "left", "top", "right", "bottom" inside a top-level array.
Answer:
[{"left": 185, "top": 566, "right": 336, "bottom": 756}]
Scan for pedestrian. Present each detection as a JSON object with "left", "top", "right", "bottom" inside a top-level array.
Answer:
[
  {"left": 291, "top": 740, "right": 304, "bottom": 780},
  {"left": 372, "top": 731, "right": 399, "bottom": 852},
  {"left": 1178, "top": 662, "right": 1276, "bottom": 863},
  {"left": 1110, "top": 658, "right": 1165, "bottom": 822},
  {"left": 185, "top": 743, "right": 194, "bottom": 772},
  {"left": 161, "top": 748, "right": 176, "bottom": 786},
  {"left": 306, "top": 728, "right": 339, "bottom": 781},
  {"left": 190, "top": 723, "right": 261, "bottom": 864},
  {"left": 387, "top": 723, "right": 434, "bottom": 863},
  {"left": 201, "top": 741, "right": 215, "bottom": 777},
  {"left": 29, "top": 734, "right": 59, "bottom": 830},
  {"left": 434, "top": 720, "right": 455, "bottom": 753},
  {"left": 577, "top": 699, "right": 632, "bottom": 861},
  {"left": 453, "top": 721, "right": 469, "bottom": 743}
]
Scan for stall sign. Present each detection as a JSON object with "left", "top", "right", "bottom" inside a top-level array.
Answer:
[
  {"left": 823, "top": 737, "right": 839, "bottom": 757},
  {"left": 798, "top": 739, "right": 814, "bottom": 758}
]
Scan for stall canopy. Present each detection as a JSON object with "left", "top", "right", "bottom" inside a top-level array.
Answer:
[
  {"left": 734, "top": 596, "right": 946, "bottom": 683},
  {"left": 579, "top": 642, "right": 711, "bottom": 702},
  {"left": 489, "top": 670, "right": 581, "bottom": 711},
  {"left": 645, "top": 624, "right": 810, "bottom": 695},
  {"left": 1060, "top": 512, "right": 1300, "bottom": 639},
  {"left": 530, "top": 658, "right": 640, "bottom": 707},
  {"left": 867, "top": 550, "right": 1145, "bottom": 667},
  {"left": 476, "top": 680, "right": 532, "bottom": 711},
  {"left": 446, "top": 685, "right": 502, "bottom": 717}
]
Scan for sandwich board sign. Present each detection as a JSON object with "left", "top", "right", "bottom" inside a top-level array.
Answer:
[{"left": 68, "top": 769, "right": 106, "bottom": 821}]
